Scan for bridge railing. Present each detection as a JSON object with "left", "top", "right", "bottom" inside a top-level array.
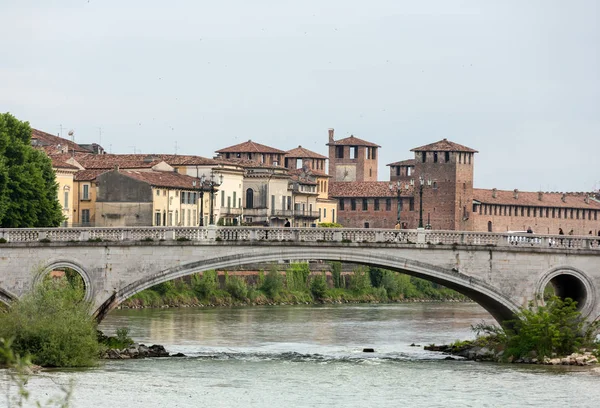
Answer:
[{"left": 0, "top": 227, "right": 599, "bottom": 250}]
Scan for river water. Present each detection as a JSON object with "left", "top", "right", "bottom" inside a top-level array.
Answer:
[{"left": 5, "top": 303, "right": 600, "bottom": 407}]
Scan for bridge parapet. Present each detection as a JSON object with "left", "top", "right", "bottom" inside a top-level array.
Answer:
[{"left": 1, "top": 227, "right": 599, "bottom": 251}]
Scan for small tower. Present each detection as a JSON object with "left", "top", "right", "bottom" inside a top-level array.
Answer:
[
  {"left": 327, "top": 129, "right": 380, "bottom": 182},
  {"left": 410, "top": 139, "right": 478, "bottom": 231}
]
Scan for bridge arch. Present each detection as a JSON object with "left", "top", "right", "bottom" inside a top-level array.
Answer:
[
  {"left": 36, "top": 260, "right": 94, "bottom": 304},
  {"left": 93, "top": 247, "right": 521, "bottom": 325},
  {"left": 536, "top": 266, "right": 597, "bottom": 318}
]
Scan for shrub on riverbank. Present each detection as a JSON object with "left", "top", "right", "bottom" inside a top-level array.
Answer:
[
  {"left": 0, "top": 277, "right": 99, "bottom": 367},
  {"left": 470, "top": 296, "right": 600, "bottom": 361}
]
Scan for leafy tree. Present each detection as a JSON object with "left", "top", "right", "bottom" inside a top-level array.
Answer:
[
  {"left": 261, "top": 266, "right": 283, "bottom": 299},
  {"left": 0, "top": 113, "right": 63, "bottom": 227},
  {"left": 330, "top": 261, "right": 342, "bottom": 288}
]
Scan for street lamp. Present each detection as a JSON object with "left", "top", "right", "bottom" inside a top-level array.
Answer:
[
  {"left": 192, "top": 174, "right": 206, "bottom": 226},
  {"left": 207, "top": 170, "right": 224, "bottom": 225},
  {"left": 416, "top": 176, "right": 432, "bottom": 229},
  {"left": 388, "top": 180, "right": 402, "bottom": 228}
]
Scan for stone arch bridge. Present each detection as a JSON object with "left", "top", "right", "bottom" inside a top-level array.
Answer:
[{"left": 1, "top": 226, "right": 599, "bottom": 325}]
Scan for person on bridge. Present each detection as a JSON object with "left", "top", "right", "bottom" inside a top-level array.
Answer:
[
  {"left": 284, "top": 218, "right": 291, "bottom": 227},
  {"left": 527, "top": 226, "right": 533, "bottom": 234}
]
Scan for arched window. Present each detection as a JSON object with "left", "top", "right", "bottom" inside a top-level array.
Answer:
[
  {"left": 487, "top": 221, "right": 493, "bottom": 232},
  {"left": 246, "top": 189, "right": 254, "bottom": 209}
]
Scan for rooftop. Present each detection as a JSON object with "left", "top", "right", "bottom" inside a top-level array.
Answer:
[
  {"left": 121, "top": 170, "right": 204, "bottom": 190},
  {"left": 411, "top": 138, "right": 478, "bottom": 153},
  {"left": 216, "top": 140, "right": 285, "bottom": 154},
  {"left": 285, "top": 145, "right": 328, "bottom": 160},
  {"left": 330, "top": 181, "right": 413, "bottom": 198},
  {"left": 74, "top": 169, "right": 109, "bottom": 181},
  {"left": 473, "top": 189, "right": 600, "bottom": 210},
  {"left": 31, "top": 128, "right": 92, "bottom": 153},
  {"left": 387, "top": 159, "right": 416, "bottom": 167},
  {"left": 327, "top": 135, "right": 380, "bottom": 148}
]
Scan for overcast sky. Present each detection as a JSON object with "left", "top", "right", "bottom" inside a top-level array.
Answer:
[{"left": 1, "top": 0, "right": 598, "bottom": 192}]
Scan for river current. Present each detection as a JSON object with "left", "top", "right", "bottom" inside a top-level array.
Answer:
[{"left": 4, "top": 303, "right": 600, "bottom": 407}]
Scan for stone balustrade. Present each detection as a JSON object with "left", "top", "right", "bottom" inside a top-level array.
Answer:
[{"left": 0, "top": 227, "right": 599, "bottom": 250}]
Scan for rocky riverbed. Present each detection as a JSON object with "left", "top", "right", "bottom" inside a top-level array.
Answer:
[
  {"left": 102, "top": 343, "right": 184, "bottom": 360},
  {"left": 424, "top": 343, "right": 599, "bottom": 366}
]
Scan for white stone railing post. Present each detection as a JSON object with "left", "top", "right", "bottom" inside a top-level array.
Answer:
[
  {"left": 333, "top": 230, "right": 342, "bottom": 242},
  {"left": 416, "top": 228, "right": 426, "bottom": 245},
  {"left": 207, "top": 225, "right": 217, "bottom": 241},
  {"left": 80, "top": 230, "right": 90, "bottom": 242},
  {"left": 38, "top": 231, "right": 47, "bottom": 241},
  {"left": 165, "top": 229, "right": 175, "bottom": 241},
  {"left": 249, "top": 229, "right": 257, "bottom": 241}
]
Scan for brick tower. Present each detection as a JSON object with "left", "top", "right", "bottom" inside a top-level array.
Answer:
[
  {"left": 327, "top": 129, "right": 380, "bottom": 182},
  {"left": 410, "top": 139, "right": 478, "bottom": 231}
]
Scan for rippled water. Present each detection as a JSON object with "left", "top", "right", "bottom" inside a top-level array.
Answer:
[{"left": 4, "top": 303, "right": 600, "bottom": 407}]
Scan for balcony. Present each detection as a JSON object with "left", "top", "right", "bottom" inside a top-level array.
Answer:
[
  {"left": 219, "top": 207, "right": 243, "bottom": 216},
  {"left": 294, "top": 210, "right": 320, "bottom": 219},
  {"left": 271, "top": 209, "right": 294, "bottom": 218},
  {"left": 243, "top": 208, "right": 268, "bottom": 217}
]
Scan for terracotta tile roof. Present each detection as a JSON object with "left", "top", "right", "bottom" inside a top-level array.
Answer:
[
  {"left": 284, "top": 146, "right": 327, "bottom": 160},
  {"left": 411, "top": 138, "right": 478, "bottom": 153},
  {"left": 122, "top": 170, "right": 203, "bottom": 190},
  {"left": 288, "top": 167, "right": 330, "bottom": 178},
  {"left": 216, "top": 140, "right": 285, "bottom": 154},
  {"left": 74, "top": 169, "right": 109, "bottom": 181},
  {"left": 290, "top": 173, "right": 317, "bottom": 185},
  {"left": 31, "top": 128, "right": 92, "bottom": 153},
  {"left": 218, "top": 158, "right": 286, "bottom": 170},
  {"left": 387, "top": 159, "right": 416, "bottom": 167},
  {"left": 330, "top": 182, "right": 413, "bottom": 198},
  {"left": 327, "top": 135, "right": 380, "bottom": 147},
  {"left": 49, "top": 156, "right": 79, "bottom": 170},
  {"left": 473, "top": 189, "right": 600, "bottom": 210},
  {"left": 73, "top": 153, "right": 216, "bottom": 169}
]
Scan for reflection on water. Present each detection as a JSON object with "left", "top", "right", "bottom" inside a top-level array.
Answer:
[{"left": 8, "top": 303, "right": 600, "bottom": 408}]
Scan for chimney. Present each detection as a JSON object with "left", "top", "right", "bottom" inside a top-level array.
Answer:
[
  {"left": 561, "top": 193, "right": 566, "bottom": 203},
  {"left": 328, "top": 128, "right": 334, "bottom": 143},
  {"left": 513, "top": 189, "right": 519, "bottom": 199},
  {"left": 492, "top": 188, "right": 497, "bottom": 198},
  {"left": 538, "top": 191, "right": 543, "bottom": 201},
  {"left": 584, "top": 195, "right": 590, "bottom": 204}
]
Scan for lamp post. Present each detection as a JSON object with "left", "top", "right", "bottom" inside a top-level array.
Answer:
[
  {"left": 193, "top": 174, "right": 206, "bottom": 226},
  {"left": 207, "top": 170, "right": 224, "bottom": 225},
  {"left": 388, "top": 180, "right": 402, "bottom": 228}
]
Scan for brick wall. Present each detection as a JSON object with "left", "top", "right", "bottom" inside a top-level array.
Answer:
[
  {"left": 329, "top": 145, "right": 378, "bottom": 182},
  {"left": 336, "top": 197, "right": 418, "bottom": 228}
]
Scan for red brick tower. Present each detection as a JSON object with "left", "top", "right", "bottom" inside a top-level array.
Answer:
[
  {"left": 410, "top": 139, "right": 478, "bottom": 231},
  {"left": 327, "top": 129, "right": 380, "bottom": 182}
]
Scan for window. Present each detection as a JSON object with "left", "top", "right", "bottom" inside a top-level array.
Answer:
[
  {"left": 221, "top": 191, "right": 225, "bottom": 207},
  {"left": 246, "top": 189, "right": 254, "bottom": 209},
  {"left": 63, "top": 192, "right": 69, "bottom": 209},
  {"left": 332, "top": 209, "right": 335, "bottom": 223},
  {"left": 81, "top": 209, "right": 90, "bottom": 224},
  {"left": 227, "top": 196, "right": 231, "bottom": 208},
  {"left": 351, "top": 199, "right": 357, "bottom": 211},
  {"left": 374, "top": 199, "right": 380, "bottom": 211},
  {"left": 421, "top": 152, "right": 426, "bottom": 163},
  {"left": 433, "top": 152, "right": 438, "bottom": 163},
  {"left": 371, "top": 148, "right": 376, "bottom": 160},
  {"left": 335, "top": 146, "right": 344, "bottom": 158},
  {"left": 386, "top": 198, "right": 391, "bottom": 211},
  {"left": 350, "top": 146, "right": 358, "bottom": 159},
  {"left": 445, "top": 152, "right": 450, "bottom": 162},
  {"left": 181, "top": 193, "right": 186, "bottom": 204},
  {"left": 182, "top": 210, "right": 185, "bottom": 225},
  {"left": 409, "top": 198, "right": 415, "bottom": 211},
  {"left": 339, "top": 199, "right": 345, "bottom": 211},
  {"left": 364, "top": 222, "right": 370, "bottom": 229},
  {"left": 396, "top": 167, "right": 400, "bottom": 176},
  {"left": 433, "top": 181, "right": 438, "bottom": 190},
  {"left": 155, "top": 212, "right": 161, "bottom": 226},
  {"left": 362, "top": 199, "right": 368, "bottom": 211},
  {"left": 369, "top": 168, "right": 372, "bottom": 177},
  {"left": 82, "top": 184, "right": 90, "bottom": 200},
  {"left": 324, "top": 208, "right": 327, "bottom": 218},
  {"left": 156, "top": 190, "right": 160, "bottom": 196}
]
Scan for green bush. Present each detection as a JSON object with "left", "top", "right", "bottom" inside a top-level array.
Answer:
[
  {"left": 330, "top": 261, "right": 342, "bottom": 288},
  {"left": 286, "top": 263, "right": 310, "bottom": 292},
  {"left": 261, "top": 267, "right": 283, "bottom": 299},
  {"left": 349, "top": 266, "right": 371, "bottom": 292},
  {"left": 0, "top": 277, "right": 99, "bottom": 367},
  {"left": 380, "top": 272, "right": 400, "bottom": 298},
  {"left": 226, "top": 276, "right": 248, "bottom": 300},
  {"left": 192, "top": 270, "right": 219, "bottom": 299},
  {"left": 310, "top": 273, "right": 328, "bottom": 299},
  {"left": 0, "top": 237, "right": 7, "bottom": 244},
  {"left": 318, "top": 222, "right": 342, "bottom": 228}
]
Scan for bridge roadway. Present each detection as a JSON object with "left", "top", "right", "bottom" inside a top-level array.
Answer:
[{"left": 0, "top": 226, "right": 599, "bottom": 324}]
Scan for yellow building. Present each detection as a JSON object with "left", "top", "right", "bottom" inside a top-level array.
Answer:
[
  {"left": 49, "top": 157, "right": 79, "bottom": 226},
  {"left": 73, "top": 170, "right": 107, "bottom": 226}
]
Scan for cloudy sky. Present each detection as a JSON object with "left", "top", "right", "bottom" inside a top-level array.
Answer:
[{"left": 1, "top": 0, "right": 598, "bottom": 192}]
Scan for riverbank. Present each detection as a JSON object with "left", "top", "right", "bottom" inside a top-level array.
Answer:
[{"left": 120, "top": 263, "right": 469, "bottom": 309}]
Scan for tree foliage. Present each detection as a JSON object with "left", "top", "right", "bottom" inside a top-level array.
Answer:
[{"left": 0, "top": 113, "right": 63, "bottom": 227}]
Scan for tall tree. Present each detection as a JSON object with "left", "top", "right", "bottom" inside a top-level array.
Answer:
[{"left": 0, "top": 113, "right": 64, "bottom": 227}]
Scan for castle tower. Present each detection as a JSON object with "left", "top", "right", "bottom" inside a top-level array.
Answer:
[
  {"left": 327, "top": 129, "right": 380, "bottom": 182},
  {"left": 410, "top": 139, "right": 478, "bottom": 231}
]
